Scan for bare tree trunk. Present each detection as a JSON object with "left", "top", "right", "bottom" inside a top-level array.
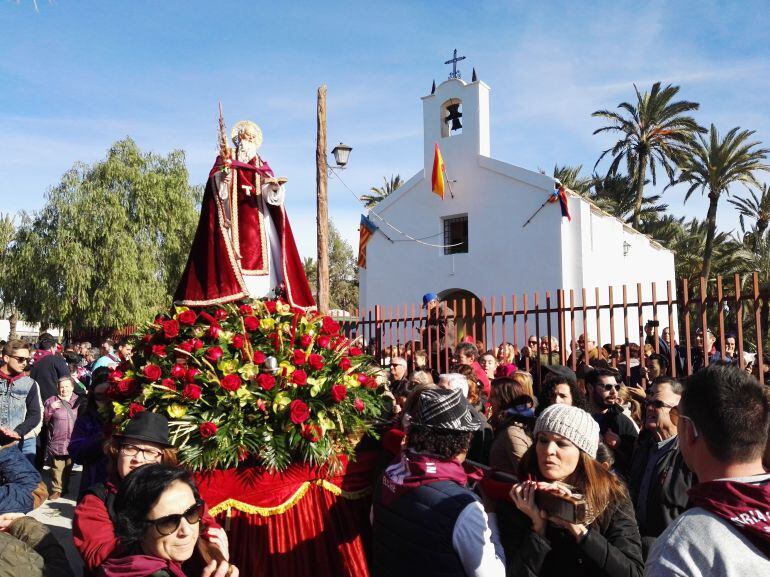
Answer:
[
  {"left": 316, "top": 86, "right": 330, "bottom": 314},
  {"left": 701, "top": 192, "right": 720, "bottom": 280},
  {"left": 632, "top": 151, "right": 648, "bottom": 230},
  {"left": 8, "top": 310, "right": 18, "bottom": 341}
]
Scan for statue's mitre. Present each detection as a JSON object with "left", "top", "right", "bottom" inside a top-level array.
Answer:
[{"left": 231, "top": 120, "right": 263, "bottom": 149}]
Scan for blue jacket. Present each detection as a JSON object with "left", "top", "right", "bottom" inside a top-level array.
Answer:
[{"left": 0, "top": 444, "right": 42, "bottom": 514}]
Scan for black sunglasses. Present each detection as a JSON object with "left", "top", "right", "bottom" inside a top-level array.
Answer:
[
  {"left": 646, "top": 399, "right": 677, "bottom": 410},
  {"left": 8, "top": 355, "right": 30, "bottom": 364},
  {"left": 145, "top": 500, "right": 204, "bottom": 536},
  {"left": 601, "top": 384, "right": 622, "bottom": 392}
]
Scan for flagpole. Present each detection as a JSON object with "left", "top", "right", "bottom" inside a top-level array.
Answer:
[
  {"left": 521, "top": 196, "right": 552, "bottom": 228},
  {"left": 442, "top": 165, "right": 455, "bottom": 199}
]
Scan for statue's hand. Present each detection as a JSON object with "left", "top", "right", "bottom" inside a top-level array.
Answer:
[{"left": 263, "top": 182, "right": 285, "bottom": 206}]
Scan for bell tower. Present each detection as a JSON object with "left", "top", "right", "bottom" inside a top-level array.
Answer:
[{"left": 421, "top": 54, "right": 490, "bottom": 176}]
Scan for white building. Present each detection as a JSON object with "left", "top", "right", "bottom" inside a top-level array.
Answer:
[{"left": 358, "top": 74, "right": 677, "bottom": 347}]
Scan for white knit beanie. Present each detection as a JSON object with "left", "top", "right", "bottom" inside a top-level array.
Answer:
[{"left": 534, "top": 404, "right": 600, "bottom": 458}]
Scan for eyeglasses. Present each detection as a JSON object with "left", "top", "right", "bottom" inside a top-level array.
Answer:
[
  {"left": 645, "top": 399, "right": 676, "bottom": 410},
  {"left": 528, "top": 341, "right": 538, "bottom": 346},
  {"left": 669, "top": 406, "right": 699, "bottom": 437},
  {"left": 121, "top": 443, "right": 164, "bottom": 461},
  {"left": 145, "top": 500, "right": 204, "bottom": 536},
  {"left": 600, "top": 384, "right": 622, "bottom": 392},
  {"left": 8, "top": 355, "right": 30, "bottom": 364}
]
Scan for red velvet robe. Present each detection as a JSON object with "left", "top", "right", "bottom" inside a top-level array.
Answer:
[{"left": 174, "top": 157, "right": 315, "bottom": 309}]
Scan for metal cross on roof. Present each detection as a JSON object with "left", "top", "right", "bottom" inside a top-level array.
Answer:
[{"left": 444, "top": 49, "right": 466, "bottom": 79}]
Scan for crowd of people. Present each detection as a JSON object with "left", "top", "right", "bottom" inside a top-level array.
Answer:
[
  {"left": 370, "top": 294, "right": 770, "bottom": 575},
  {"left": 0, "top": 335, "right": 235, "bottom": 577},
  {"left": 0, "top": 291, "right": 769, "bottom": 576}
]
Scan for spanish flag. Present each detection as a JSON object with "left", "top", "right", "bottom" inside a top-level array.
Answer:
[
  {"left": 431, "top": 143, "right": 446, "bottom": 199},
  {"left": 357, "top": 214, "right": 379, "bottom": 268}
]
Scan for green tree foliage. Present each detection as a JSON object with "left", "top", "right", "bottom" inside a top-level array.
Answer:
[
  {"left": 360, "top": 175, "right": 403, "bottom": 209},
  {"left": 4, "top": 138, "right": 201, "bottom": 332},
  {"left": 302, "top": 220, "right": 358, "bottom": 312},
  {"left": 728, "top": 183, "right": 770, "bottom": 250},
  {"left": 589, "top": 173, "right": 668, "bottom": 228},
  {"left": 0, "top": 213, "right": 20, "bottom": 340},
  {"left": 675, "top": 124, "right": 769, "bottom": 280},
  {"left": 593, "top": 82, "right": 703, "bottom": 229},
  {"left": 552, "top": 165, "right": 592, "bottom": 195}
]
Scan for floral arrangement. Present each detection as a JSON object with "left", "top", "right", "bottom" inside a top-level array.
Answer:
[{"left": 108, "top": 299, "right": 386, "bottom": 472}]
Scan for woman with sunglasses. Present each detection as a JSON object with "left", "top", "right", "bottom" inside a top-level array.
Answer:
[
  {"left": 74, "top": 411, "right": 228, "bottom": 575},
  {"left": 100, "top": 464, "right": 238, "bottom": 577},
  {"left": 501, "top": 404, "right": 643, "bottom": 577}
]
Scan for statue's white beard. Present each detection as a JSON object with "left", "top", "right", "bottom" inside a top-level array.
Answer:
[{"left": 237, "top": 141, "right": 258, "bottom": 163}]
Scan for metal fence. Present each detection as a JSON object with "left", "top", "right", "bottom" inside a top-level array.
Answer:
[{"left": 342, "top": 272, "right": 768, "bottom": 385}]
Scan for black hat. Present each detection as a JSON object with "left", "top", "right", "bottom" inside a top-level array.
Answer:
[
  {"left": 413, "top": 388, "right": 482, "bottom": 432},
  {"left": 115, "top": 411, "right": 172, "bottom": 447},
  {"left": 542, "top": 364, "right": 577, "bottom": 386}
]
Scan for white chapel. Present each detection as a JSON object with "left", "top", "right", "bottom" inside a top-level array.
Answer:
[{"left": 358, "top": 67, "right": 676, "bottom": 342}]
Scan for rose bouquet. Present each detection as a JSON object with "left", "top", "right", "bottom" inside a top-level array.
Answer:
[{"left": 108, "top": 299, "right": 386, "bottom": 472}]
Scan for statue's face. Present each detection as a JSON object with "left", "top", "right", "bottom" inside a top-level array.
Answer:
[{"left": 240, "top": 126, "right": 259, "bottom": 144}]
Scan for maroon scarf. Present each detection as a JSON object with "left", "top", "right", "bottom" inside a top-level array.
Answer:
[
  {"left": 380, "top": 452, "right": 481, "bottom": 506},
  {"left": 688, "top": 477, "right": 770, "bottom": 557}
]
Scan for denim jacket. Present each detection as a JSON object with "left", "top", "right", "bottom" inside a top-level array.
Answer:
[{"left": 0, "top": 373, "right": 43, "bottom": 439}]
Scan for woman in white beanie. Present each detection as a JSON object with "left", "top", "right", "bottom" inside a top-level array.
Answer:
[{"left": 501, "top": 404, "right": 643, "bottom": 577}]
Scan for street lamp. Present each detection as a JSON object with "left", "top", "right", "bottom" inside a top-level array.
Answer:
[{"left": 331, "top": 142, "right": 352, "bottom": 169}]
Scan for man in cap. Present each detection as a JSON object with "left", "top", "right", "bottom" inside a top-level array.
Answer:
[
  {"left": 421, "top": 292, "right": 456, "bottom": 374},
  {"left": 372, "top": 387, "right": 505, "bottom": 577}
]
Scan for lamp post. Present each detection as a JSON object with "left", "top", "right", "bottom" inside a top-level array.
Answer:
[{"left": 316, "top": 86, "right": 353, "bottom": 314}]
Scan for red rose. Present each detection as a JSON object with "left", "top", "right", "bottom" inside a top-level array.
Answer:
[
  {"left": 331, "top": 384, "right": 347, "bottom": 402},
  {"left": 257, "top": 373, "right": 276, "bottom": 391},
  {"left": 191, "top": 338, "right": 204, "bottom": 351},
  {"left": 243, "top": 316, "right": 259, "bottom": 332},
  {"left": 109, "top": 370, "right": 124, "bottom": 383},
  {"left": 292, "top": 349, "right": 306, "bottom": 366},
  {"left": 308, "top": 353, "right": 324, "bottom": 371},
  {"left": 151, "top": 344, "right": 168, "bottom": 358},
  {"left": 289, "top": 399, "right": 310, "bottom": 424},
  {"left": 163, "top": 319, "right": 180, "bottom": 339},
  {"left": 161, "top": 378, "right": 177, "bottom": 390},
  {"left": 232, "top": 334, "right": 245, "bottom": 349},
  {"left": 220, "top": 374, "right": 242, "bottom": 392},
  {"left": 143, "top": 364, "right": 162, "bottom": 382},
  {"left": 199, "top": 421, "right": 217, "bottom": 438},
  {"left": 353, "top": 398, "right": 365, "bottom": 412},
  {"left": 253, "top": 351, "right": 267, "bottom": 364},
  {"left": 186, "top": 367, "right": 200, "bottom": 382},
  {"left": 117, "top": 378, "right": 136, "bottom": 395},
  {"left": 128, "top": 403, "right": 145, "bottom": 418},
  {"left": 357, "top": 373, "right": 369, "bottom": 384},
  {"left": 292, "top": 369, "right": 308, "bottom": 385},
  {"left": 339, "top": 357, "right": 352, "bottom": 371},
  {"left": 178, "top": 310, "right": 197, "bottom": 325},
  {"left": 205, "top": 346, "right": 224, "bottom": 362},
  {"left": 364, "top": 377, "right": 378, "bottom": 389},
  {"left": 317, "top": 335, "right": 331, "bottom": 349},
  {"left": 301, "top": 423, "right": 323, "bottom": 442},
  {"left": 299, "top": 334, "right": 313, "bottom": 348},
  {"left": 208, "top": 325, "right": 221, "bottom": 340},
  {"left": 349, "top": 346, "right": 363, "bottom": 357},
  {"left": 178, "top": 341, "right": 194, "bottom": 353},
  {"left": 199, "top": 311, "right": 217, "bottom": 325},
  {"left": 170, "top": 364, "right": 187, "bottom": 379},
  {"left": 321, "top": 316, "right": 340, "bottom": 335},
  {"left": 264, "top": 301, "right": 277, "bottom": 313},
  {"left": 141, "top": 333, "right": 153, "bottom": 344},
  {"left": 182, "top": 384, "right": 202, "bottom": 400},
  {"left": 239, "top": 304, "right": 253, "bottom": 316},
  {"left": 214, "top": 308, "right": 229, "bottom": 321}
]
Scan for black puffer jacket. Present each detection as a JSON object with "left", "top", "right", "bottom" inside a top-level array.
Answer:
[{"left": 500, "top": 495, "right": 644, "bottom": 577}]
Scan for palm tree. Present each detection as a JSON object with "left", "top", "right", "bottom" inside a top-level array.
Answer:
[
  {"left": 728, "top": 183, "right": 770, "bottom": 250},
  {"left": 589, "top": 173, "right": 668, "bottom": 228},
  {"left": 675, "top": 124, "right": 769, "bottom": 280},
  {"left": 0, "top": 213, "right": 19, "bottom": 339},
  {"left": 360, "top": 175, "right": 403, "bottom": 209},
  {"left": 593, "top": 82, "right": 703, "bottom": 229}
]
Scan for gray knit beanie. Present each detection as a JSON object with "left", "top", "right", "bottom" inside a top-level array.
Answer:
[{"left": 534, "top": 404, "right": 599, "bottom": 458}]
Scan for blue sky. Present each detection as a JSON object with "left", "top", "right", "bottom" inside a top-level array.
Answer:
[{"left": 2, "top": 0, "right": 770, "bottom": 258}]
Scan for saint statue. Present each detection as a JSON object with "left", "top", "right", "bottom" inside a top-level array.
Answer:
[{"left": 174, "top": 118, "right": 315, "bottom": 309}]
